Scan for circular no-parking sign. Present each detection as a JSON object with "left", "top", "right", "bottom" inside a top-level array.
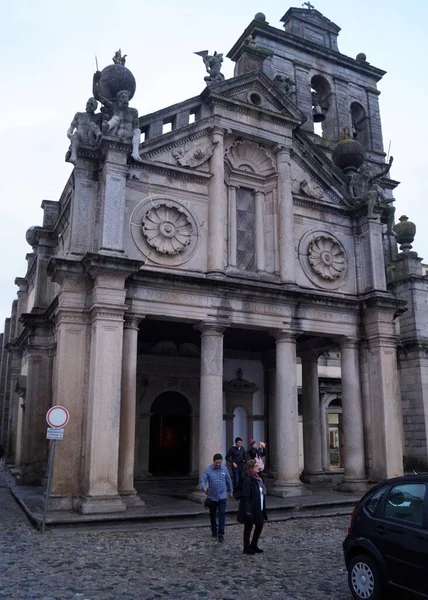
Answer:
[{"left": 46, "top": 406, "right": 70, "bottom": 428}]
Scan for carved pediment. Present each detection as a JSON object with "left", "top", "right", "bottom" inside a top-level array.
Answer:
[{"left": 203, "top": 70, "right": 306, "bottom": 125}]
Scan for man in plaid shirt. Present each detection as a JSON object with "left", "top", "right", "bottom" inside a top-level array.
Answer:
[{"left": 200, "top": 453, "right": 233, "bottom": 543}]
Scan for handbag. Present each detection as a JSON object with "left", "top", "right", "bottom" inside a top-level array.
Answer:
[{"left": 204, "top": 496, "right": 212, "bottom": 510}]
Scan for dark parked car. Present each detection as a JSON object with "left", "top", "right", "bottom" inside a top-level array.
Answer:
[{"left": 343, "top": 474, "right": 428, "bottom": 599}]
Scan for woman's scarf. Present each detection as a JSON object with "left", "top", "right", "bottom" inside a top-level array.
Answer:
[{"left": 250, "top": 472, "right": 266, "bottom": 496}]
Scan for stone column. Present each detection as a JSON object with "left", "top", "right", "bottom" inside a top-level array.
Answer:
[
  {"left": 338, "top": 338, "right": 367, "bottom": 492},
  {"left": 275, "top": 145, "right": 296, "bottom": 284},
  {"left": 77, "top": 257, "right": 142, "bottom": 514},
  {"left": 301, "top": 354, "right": 325, "bottom": 482},
  {"left": 207, "top": 129, "right": 225, "bottom": 275},
  {"left": 189, "top": 322, "right": 225, "bottom": 501},
  {"left": 228, "top": 185, "right": 237, "bottom": 268},
  {"left": 292, "top": 61, "right": 313, "bottom": 133},
  {"left": 48, "top": 263, "right": 91, "bottom": 511},
  {"left": 20, "top": 326, "right": 53, "bottom": 484},
  {"left": 118, "top": 315, "right": 144, "bottom": 507},
  {"left": 254, "top": 190, "right": 266, "bottom": 273},
  {"left": 271, "top": 331, "right": 304, "bottom": 497},
  {"left": 267, "top": 360, "right": 278, "bottom": 474}
]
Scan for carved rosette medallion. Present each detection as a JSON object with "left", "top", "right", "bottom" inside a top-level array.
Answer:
[
  {"left": 142, "top": 204, "right": 193, "bottom": 255},
  {"left": 308, "top": 236, "right": 346, "bottom": 280},
  {"left": 130, "top": 197, "right": 199, "bottom": 266},
  {"left": 298, "top": 230, "right": 349, "bottom": 290}
]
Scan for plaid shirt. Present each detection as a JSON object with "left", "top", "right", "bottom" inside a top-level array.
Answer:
[{"left": 200, "top": 464, "right": 233, "bottom": 501}]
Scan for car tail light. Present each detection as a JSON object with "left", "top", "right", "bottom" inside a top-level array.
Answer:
[{"left": 347, "top": 507, "right": 356, "bottom": 535}]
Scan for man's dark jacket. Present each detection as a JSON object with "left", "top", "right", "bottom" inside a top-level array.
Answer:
[{"left": 226, "top": 445, "right": 246, "bottom": 466}]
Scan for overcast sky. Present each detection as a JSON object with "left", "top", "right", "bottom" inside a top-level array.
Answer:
[{"left": 0, "top": 0, "right": 426, "bottom": 326}]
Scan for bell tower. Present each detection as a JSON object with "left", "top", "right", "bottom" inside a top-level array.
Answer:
[{"left": 228, "top": 5, "right": 387, "bottom": 163}]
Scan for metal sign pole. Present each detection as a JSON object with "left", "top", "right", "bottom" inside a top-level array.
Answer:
[{"left": 41, "top": 440, "right": 56, "bottom": 534}]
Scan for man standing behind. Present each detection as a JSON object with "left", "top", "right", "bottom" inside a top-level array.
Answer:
[
  {"left": 200, "top": 453, "right": 233, "bottom": 543},
  {"left": 226, "top": 437, "right": 246, "bottom": 489}
]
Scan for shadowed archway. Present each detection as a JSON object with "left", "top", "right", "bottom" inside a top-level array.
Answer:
[{"left": 149, "top": 392, "right": 192, "bottom": 475}]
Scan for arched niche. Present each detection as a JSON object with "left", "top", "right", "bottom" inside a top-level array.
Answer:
[{"left": 223, "top": 369, "right": 258, "bottom": 451}]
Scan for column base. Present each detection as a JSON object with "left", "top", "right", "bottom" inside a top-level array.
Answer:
[
  {"left": 119, "top": 490, "right": 145, "bottom": 507},
  {"left": 301, "top": 471, "right": 333, "bottom": 484},
  {"left": 188, "top": 489, "right": 206, "bottom": 504},
  {"left": 39, "top": 494, "right": 74, "bottom": 512},
  {"left": 270, "top": 481, "right": 309, "bottom": 498},
  {"left": 206, "top": 270, "right": 225, "bottom": 280},
  {"left": 335, "top": 478, "right": 369, "bottom": 494},
  {"left": 76, "top": 495, "right": 127, "bottom": 514}
]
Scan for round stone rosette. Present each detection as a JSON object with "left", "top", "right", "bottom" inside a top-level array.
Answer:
[
  {"left": 308, "top": 236, "right": 346, "bottom": 280},
  {"left": 130, "top": 197, "right": 199, "bottom": 266},
  {"left": 298, "top": 230, "right": 349, "bottom": 289}
]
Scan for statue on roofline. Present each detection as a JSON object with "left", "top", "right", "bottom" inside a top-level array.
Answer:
[
  {"left": 92, "top": 70, "right": 142, "bottom": 162},
  {"left": 348, "top": 157, "right": 395, "bottom": 235},
  {"left": 194, "top": 50, "right": 225, "bottom": 85},
  {"left": 112, "top": 49, "right": 127, "bottom": 66},
  {"left": 65, "top": 97, "right": 102, "bottom": 165}
]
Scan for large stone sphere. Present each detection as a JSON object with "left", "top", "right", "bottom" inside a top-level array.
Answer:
[
  {"left": 332, "top": 138, "right": 365, "bottom": 172},
  {"left": 98, "top": 64, "right": 136, "bottom": 102}
]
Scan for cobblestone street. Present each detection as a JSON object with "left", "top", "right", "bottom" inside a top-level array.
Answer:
[{"left": 0, "top": 483, "right": 353, "bottom": 600}]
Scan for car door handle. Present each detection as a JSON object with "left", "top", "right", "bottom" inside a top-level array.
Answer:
[{"left": 375, "top": 525, "right": 387, "bottom": 535}]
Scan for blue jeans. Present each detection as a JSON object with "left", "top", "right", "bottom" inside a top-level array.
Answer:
[
  {"left": 209, "top": 498, "right": 226, "bottom": 536},
  {"left": 232, "top": 464, "right": 243, "bottom": 488}
]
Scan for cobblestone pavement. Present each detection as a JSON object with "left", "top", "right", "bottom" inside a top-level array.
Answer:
[{"left": 0, "top": 477, "right": 355, "bottom": 600}]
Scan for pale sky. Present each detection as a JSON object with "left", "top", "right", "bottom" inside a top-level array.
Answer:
[{"left": 0, "top": 0, "right": 426, "bottom": 326}]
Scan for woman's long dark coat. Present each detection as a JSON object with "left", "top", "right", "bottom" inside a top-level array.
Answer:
[{"left": 237, "top": 475, "right": 267, "bottom": 524}]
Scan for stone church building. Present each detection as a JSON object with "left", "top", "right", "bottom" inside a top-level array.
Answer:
[{"left": 1, "top": 6, "right": 427, "bottom": 515}]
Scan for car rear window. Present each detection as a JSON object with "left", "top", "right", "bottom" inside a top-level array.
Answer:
[{"left": 383, "top": 483, "right": 426, "bottom": 526}]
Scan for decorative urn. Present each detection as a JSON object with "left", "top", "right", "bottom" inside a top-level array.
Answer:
[
  {"left": 332, "top": 138, "right": 365, "bottom": 174},
  {"left": 393, "top": 215, "right": 416, "bottom": 252},
  {"left": 97, "top": 64, "right": 136, "bottom": 102}
]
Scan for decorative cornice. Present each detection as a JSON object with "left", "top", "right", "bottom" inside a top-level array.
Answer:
[
  {"left": 140, "top": 128, "right": 212, "bottom": 160},
  {"left": 129, "top": 159, "right": 212, "bottom": 184}
]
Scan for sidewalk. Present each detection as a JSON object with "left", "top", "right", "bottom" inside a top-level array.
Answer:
[{"left": 1, "top": 460, "right": 360, "bottom": 530}]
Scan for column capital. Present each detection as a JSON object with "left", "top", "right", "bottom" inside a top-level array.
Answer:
[
  {"left": 124, "top": 315, "right": 144, "bottom": 331},
  {"left": 340, "top": 336, "right": 360, "bottom": 351},
  {"left": 195, "top": 321, "right": 228, "bottom": 336},
  {"left": 273, "top": 142, "right": 292, "bottom": 157},
  {"left": 210, "top": 126, "right": 229, "bottom": 138},
  {"left": 299, "top": 350, "right": 321, "bottom": 362},
  {"left": 273, "top": 329, "right": 297, "bottom": 344}
]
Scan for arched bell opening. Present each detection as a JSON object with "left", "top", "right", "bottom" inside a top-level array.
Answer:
[
  {"left": 350, "top": 101, "right": 369, "bottom": 148},
  {"left": 311, "top": 74, "right": 334, "bottom": 139}
]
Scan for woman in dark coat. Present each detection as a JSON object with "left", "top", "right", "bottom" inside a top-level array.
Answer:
[{"left": 237, "top": 458, "right": 267, "bottom": 555}]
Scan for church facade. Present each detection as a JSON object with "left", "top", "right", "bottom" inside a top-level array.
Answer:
[{"left": 1, "top": 6, "right": 427, "bottom": 515}]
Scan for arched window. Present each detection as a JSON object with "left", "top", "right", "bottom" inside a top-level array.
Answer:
[
  {"left": 311, "top": 75, "right": 333, "bottom": 138},
  {"left": 350, "top": 102, "right": 369, "bottom": 148}
]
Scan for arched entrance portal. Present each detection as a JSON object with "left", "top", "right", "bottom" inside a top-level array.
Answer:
[{"left": 149, "top": 392, "right": 192, "bottom": 475}]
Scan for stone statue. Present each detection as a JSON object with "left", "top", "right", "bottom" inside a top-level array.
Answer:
[
  {"left": 93, "top": 71, "right": 142, "bottom": 162},
  {"left": 348, "top": 157, "right": 395, "bottom": 234},
  {"left": 112, "top": 49, "right": 127, "bottom": 66},
  {"left": 194, "top": 50, "right": 225, "bottom": 84},
  {"left": 66, "top": 97, "right": 102, "bottom": 165},
  {"left": 274, "top": 74, "right": 295, "bottom": 96}
]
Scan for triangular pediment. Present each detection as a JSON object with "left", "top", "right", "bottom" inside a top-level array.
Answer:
[{"left": 201, "top": 70, "right": 306, "bottom": 126}]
